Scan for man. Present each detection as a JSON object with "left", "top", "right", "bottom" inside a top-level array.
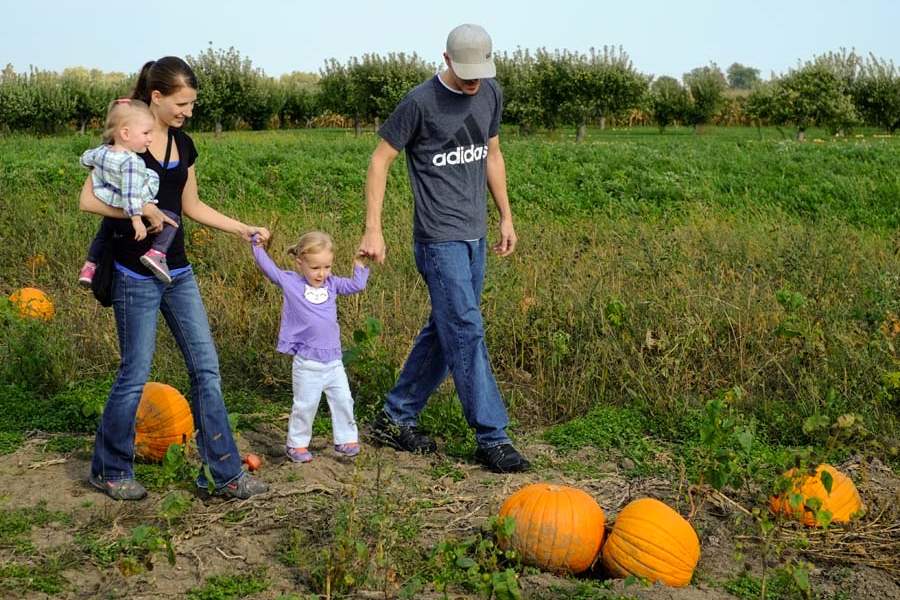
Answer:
[{"left": 357, "top": 24, "right": 529, "bottom": 473}]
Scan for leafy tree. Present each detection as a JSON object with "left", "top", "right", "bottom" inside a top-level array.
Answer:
[
  {"left": 61, "top": 68, "right": 129, "bottom": 134},
  {"left": 187, "top": 46, "right": 263, "bottom": 134},
  {"left": 495, "top": 49, "right": 542, "bottom": 133},
  {"left": 0, "top": 66, "right": 73, "bottom": 133},
  {"left": 241, "top": 74, "right": 284, "bottom": 130},
  {"left": 726, "top": 63, "right": 761, "bottom": 90},
  {"left": 317, "top": 58, "right": 353, "bottom": 126},
  {"left": 683, "top": 64, "right": 727, "bottom": 131},
  {"left": 278, "top": 72, "right": 319, "bottom": 128},
  {"left": 319, "top": 53, "right": 432, "bottom": 135},
  {"left": 852, "top": 55, "right": 900, "bottom": 132},
  {"left": 745, "top": 82, "right": 780, "bottom": 135},
  {"left": 770, "top": 63, "right": 858, "bottom": 139},
  {"left": 648, "top": 76, "right": 690, "bottom": 132},
  {"left": 529, "top": 47, "right": 647, "bottom": 141}
]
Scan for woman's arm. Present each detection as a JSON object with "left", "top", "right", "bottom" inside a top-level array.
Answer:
[
  {"left": 79, "top": 175, "right": 175, "bottom": 232},
  {"left": 181, "top": 167, "right": 270, "bottom": 242}
]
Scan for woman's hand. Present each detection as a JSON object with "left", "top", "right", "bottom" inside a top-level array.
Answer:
[
  {"left": 143, "top": 204, "right": 178, "bottom": 234},
  {"left": 240, "top": 225, "right": 271, "bottom": 244}
]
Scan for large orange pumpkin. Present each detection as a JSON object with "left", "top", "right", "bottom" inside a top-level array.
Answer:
[
  {"left": 601, "top": 498, "right": 700, "bottom": 587},
  {"left": 134, "top": 382, "right": 194, "bottom": 461},
  {"left": 9, "top": 287, "right": 54, "bottom": 320},
  {"left": 769, "top": 464, "right": 864, "bottom": 526},
  {"left": 498, "top": 483, "right": 605, "bottom": 574}
]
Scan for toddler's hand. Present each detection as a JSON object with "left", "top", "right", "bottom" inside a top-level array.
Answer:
[
  {"left": 132, "top": 217, "right": 147, "bottom": 241},
  {"left": 354, "top": 250, "right": 368, "bottom": 268}
]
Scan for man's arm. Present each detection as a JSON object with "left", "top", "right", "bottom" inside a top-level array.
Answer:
[
  {"left": 486, "top": 135, "right": 517, "bottom": 257},
  {"left": 357, "top": 139, "right": 400, "bottom": 264}
]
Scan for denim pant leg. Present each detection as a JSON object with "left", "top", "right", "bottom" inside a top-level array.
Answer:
[
  {"left": 159, "top": 270, "right": 243, "bottom": 489},
  {"left": 384, "top": 313, "right": 450, "bottom": 425},
  {"left": 401, "top": 239, "right": 510, "bottom": 447},
  {"left": 91, "top": 272, "right": 162, "bottom": 480}
]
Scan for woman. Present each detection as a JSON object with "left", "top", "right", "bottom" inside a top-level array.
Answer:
[{"left": 79, "top": 56, "right": 269, "bottom": 500}]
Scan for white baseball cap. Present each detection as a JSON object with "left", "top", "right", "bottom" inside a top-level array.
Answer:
[{"left": 446, "top": 24, "right": 496, "bottom": 80}]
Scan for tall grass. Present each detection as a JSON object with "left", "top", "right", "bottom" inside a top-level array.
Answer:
[{"left": 1, "top": 128, "right": 898, "bottom": 446}]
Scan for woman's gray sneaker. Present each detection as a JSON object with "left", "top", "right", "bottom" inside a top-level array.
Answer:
[
  {"left": 218, "top": 473, "right": 269, "bottom": 499},
  {"left": 88, "top": 473, "right": 148, "bottom": 501}
]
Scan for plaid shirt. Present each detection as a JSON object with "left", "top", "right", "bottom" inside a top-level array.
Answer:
[{"left": 81, "top": 145, "right": 160, "bottom": 216}]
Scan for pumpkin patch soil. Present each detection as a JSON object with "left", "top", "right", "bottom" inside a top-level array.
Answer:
[{"left": 1, "top": 425, "right": 898, "bottom": 599}]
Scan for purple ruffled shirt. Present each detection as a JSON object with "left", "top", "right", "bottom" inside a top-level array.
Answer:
[{"left": 252, "top": 244, "right": 369, "bottom": 362}]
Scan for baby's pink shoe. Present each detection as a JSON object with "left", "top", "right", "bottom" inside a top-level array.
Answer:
[{"left": 78, "top": 261, "right": 96, "bottom": 288}]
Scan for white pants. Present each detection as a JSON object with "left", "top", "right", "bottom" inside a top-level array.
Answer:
[{"left": 288, "top": 356, "right": 358, "bottom": 448}]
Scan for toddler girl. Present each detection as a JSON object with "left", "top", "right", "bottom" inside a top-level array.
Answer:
[
  {"left": 252, "top": 231, "right": 369, "bottom": 462},
  {"left": 77, "top": 98, "right": 180, "bottom": 285}
]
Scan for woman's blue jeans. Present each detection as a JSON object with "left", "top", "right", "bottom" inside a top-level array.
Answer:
[
  {"left": 90, "top": 269, "right": 243, "bottom": 488},
  {"left": 384, "top": 239, "right": 511, "bottom": 448}
]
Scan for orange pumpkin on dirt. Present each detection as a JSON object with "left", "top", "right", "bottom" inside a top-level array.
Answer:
[
  {"left": 134, "top": 382, "right": 194, "bottom": 461},
  {"left": 9, "top": 287, "right": 54, "bottom": 320},
  {"left": 601, "top": 497, "right": 700, "bottom": 587},
  {"left": 769, "top": 464, "right": 864, "bottom": 526},
  {"left": 498, "top": 483, "right": 605, "bottom": 574},
  {"left": 242, "top": 453, "right": 262, "bottom": 471}
]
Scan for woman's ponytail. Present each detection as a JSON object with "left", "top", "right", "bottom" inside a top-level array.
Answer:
[
  {"left": 131, "top": 61, "right": 156, "bottom": 103},
  {"left": 129, "top": 57, "right": 197, "bottom": 104}
]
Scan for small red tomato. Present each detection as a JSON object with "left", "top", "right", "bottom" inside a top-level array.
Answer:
[{"left": 242, "top": 453, "right": 262, "bottom": 471}]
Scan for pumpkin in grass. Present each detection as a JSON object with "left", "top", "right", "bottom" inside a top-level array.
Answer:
[
  {"left": 769, "top": 464, "right": 864, "bottom": 526},
  {"left": 601, "top": 497, "right": 700, "bottom": 587},
  {"left": 9, "top": 287, "right": 54, "bottom": 320},
  {"left": 134, "top": 382, "right": 194, "bottom": 461},
  {"left": 498, "top": 483, "right": 605, "bottom": 574}
]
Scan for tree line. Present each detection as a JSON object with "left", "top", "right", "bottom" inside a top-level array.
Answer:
[{"left": 2, "top": 46, "right": 898, "bottom": 139}]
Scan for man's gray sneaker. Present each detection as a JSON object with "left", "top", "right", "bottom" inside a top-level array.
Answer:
[
  {"left": 89, "top": 473, "right": 148, "bottom": 501},
  {"left": 217, "top": 473, "right": 268, "bottom": 499}
]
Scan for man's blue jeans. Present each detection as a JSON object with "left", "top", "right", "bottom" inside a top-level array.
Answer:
[
  {"left": 384, "top": 239, "right": 511, "bottom": 448},
  {"left": 90, "top": 269, "right": 243, "bottom": 488}
]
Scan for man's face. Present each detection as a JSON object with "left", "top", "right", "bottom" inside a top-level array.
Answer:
[{"left": 444, "top": 54, "right": 481, "bottom": 95}]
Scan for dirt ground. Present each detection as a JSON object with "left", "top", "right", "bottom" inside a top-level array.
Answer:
[{"left": 1, "top": 423, "right": 898, "bottom": 600}]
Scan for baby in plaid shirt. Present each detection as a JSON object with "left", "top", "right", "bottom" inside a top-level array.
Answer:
[{"left": 78, "top": 99, "right": 179, "bottom": 284}]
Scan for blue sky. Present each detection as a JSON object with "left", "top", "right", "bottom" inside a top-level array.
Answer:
[{"left": 2, "top": 0, "right": 896, "bottom": 79}]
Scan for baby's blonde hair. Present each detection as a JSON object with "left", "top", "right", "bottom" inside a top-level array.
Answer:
[
  {"left": 287, "top": 231, "right": 334, "bottom": 259},
  {"left": 101, "top": 98, "right": 153, "bottom": 144}
]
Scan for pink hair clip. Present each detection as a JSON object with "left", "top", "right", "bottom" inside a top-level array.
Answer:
[{"left": 114, "top": 98, "right": 131, "bottom": 104}]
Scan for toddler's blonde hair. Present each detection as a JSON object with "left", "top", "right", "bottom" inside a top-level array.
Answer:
[
  {"left": 102, "top": 98, "right": 153, "bottom": 144},
  {"left": 287, "top": 231, "right": 334, "bottom": 259}
]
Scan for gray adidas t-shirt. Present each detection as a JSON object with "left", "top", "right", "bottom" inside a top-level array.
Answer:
[{"left": 379, "top": 75, "right": 502, "bottom": 243}]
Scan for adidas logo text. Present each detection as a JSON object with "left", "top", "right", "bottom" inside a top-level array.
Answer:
[{"left": 431, "top": 144, "right": 489, "bottom": 167}]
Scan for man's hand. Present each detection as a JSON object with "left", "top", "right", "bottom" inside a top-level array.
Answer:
[
  {"left": 357, "top": 228, "right": 386, "bottom": 264},
  {"left": 492, "top": 218, "right": 517, "bottom": 257}
]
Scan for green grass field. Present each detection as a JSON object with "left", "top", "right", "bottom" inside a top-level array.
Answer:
[
  {"left": 1, "top": 126, "right": 898, "bottom": 453},
  {"left": 2, "top": 126, "right": 900, "bottom": 598}
]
